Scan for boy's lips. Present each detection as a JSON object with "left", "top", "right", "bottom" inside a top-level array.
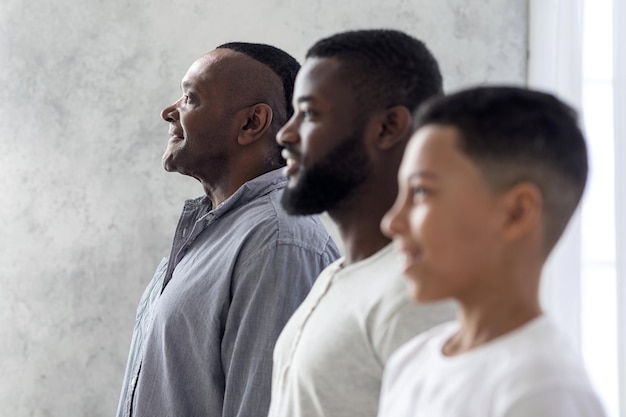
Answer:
[{"left": 395, "top": 242, "right": 422, "bottom": 272}]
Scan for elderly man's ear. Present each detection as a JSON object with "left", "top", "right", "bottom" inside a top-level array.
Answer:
[{"left": 238, "top": 103, "right": 274, "bottom": 145}]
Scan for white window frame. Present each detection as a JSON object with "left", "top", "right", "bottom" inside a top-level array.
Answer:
[
  {"left": 527, "top": 0, "right": 584, "bottom": 352},
  {"left": 529, "top": 1, "right": 625, "bottom": 415},
  {"left": 614, "top": 0, "right": 626, "bottom": 413}
]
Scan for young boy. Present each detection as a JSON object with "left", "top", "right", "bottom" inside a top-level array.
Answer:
[{"left": 378, "top": 86, "right": 606, "bottom": 416}]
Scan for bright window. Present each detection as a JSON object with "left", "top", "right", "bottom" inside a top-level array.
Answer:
[
  {"left": 529, "top": 1, "right": 622, "bottom": 415},
  {"left": 580, "top": 1, "right": 619, "bottom": 416},
  {"left": 581, "top": 0, "right": 623, "bottom": 417}
]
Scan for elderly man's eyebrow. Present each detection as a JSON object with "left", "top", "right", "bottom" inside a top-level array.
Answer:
[{"left": 181, "top": 80, "right": 195, "bottom": 91}]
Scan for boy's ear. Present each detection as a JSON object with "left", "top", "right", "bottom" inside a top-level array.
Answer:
[
  {"left": 375, "top": 105, "right": 412, "bottom": 150},
  {"left": 499, "top": 182, "right": 543, "bottom": 242},
  {"left": 238, "top": 103, "right": 273, "bottom": 146}
]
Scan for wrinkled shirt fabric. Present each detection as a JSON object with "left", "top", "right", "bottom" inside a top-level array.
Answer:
[{"left": 116, "top": 169, "right": 340, "bottom": 417}]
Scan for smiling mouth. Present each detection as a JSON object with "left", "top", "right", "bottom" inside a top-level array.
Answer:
[
  {"left": 281, "top": 149, "right": 301, "bottom": 178},
  {"left": 168, "top": 124, "right": 184, "bottom": 140},
  {"left": 395, "top": 242, "right": 422, "bottom": 267},
  {"left": 168, "top": 134, "right": 184, "bottom": 144}
]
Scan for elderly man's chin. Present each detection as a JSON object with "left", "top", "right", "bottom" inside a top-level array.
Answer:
[{"left": 162, "top": 150, "right": 178, "bottom": 172}]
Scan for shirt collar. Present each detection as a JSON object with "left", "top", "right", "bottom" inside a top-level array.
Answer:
[{"left": 183, "top": 168, "right": 287, "bottom": 219}]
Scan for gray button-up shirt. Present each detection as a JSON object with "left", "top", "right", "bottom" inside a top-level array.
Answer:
[{"left": 117, "top": 169, "right": 340, "bottom": 417}]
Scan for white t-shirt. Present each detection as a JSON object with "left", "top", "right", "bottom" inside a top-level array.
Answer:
[
  {"left": 268, "top": 244, "right": 456, "bottom": 417},
  {"left": 378, "top": 316, "right": 606, "bottom": 417}
]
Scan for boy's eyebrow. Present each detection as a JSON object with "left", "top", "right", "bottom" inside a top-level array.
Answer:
[{"left": 408, "top": 170, "right": 438, "bottom": 181}]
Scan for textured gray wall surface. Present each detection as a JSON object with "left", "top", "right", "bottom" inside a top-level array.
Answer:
[{"left": 0, "top": 1, "right": 527, "bottom": 416}]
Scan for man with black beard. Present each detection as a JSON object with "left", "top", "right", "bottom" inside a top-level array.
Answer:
[{"left": 267, "top": 30, "right": 457, "bottom": 417}]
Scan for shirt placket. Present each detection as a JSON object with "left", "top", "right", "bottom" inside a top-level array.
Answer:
[
  {"left": 280, "top": 265, "right": 342, "bottom": 384},
  {"left": 126, "top": 202, "right": 211, "bottom": 417}
]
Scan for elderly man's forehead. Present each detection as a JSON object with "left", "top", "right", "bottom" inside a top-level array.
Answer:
[
  {"left": 199, "top": 48, "right": 238, "bottom": 66},
  {"left": 181, "top": 50, "right": 242, "bottom": 91},
  {"left": 203, "top": 49, "right": 266, "bottom": 75},
  {"left": 188, "top": 49, "right": 276, "bottom": 88},
  {"left": 182, "top": 48, "right": 284, "bottom": 113},
  {"left": 186, "top": 49, "right": 238, "bottom": 78}
]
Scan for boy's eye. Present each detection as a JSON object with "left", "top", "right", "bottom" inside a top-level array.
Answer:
[
  {"left": 412, "top": 186, "right": 425, "bottom": 196},
  {"left": 410, "top": 185, "right": 428, "bottom": 202}
]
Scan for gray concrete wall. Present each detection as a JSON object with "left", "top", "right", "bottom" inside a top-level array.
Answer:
[{"left": 0, "top": 1, "right": 527, "bottom": 415}]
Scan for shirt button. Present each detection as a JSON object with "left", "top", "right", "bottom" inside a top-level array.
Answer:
[{"left": 131, "top": 377, "right": 137, "bottom": 387}]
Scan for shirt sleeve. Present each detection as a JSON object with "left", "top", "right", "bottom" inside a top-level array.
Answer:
[
  {"left": 504, "top": 386, "right": 607, "bottom": 417},
  {"left": 220, "top": 241, "right": 336, "bottom": 417}
]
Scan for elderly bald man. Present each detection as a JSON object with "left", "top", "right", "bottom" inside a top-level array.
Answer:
[{"left": 116, "top": 43, "right": 339, "bottom": 417}]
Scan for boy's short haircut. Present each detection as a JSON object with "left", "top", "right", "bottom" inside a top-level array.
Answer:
[
  {"left": 413, "top": 86, "right": 588, "bottom": 255},
  {"left": 305, "top": 29, "right": 443, "bottom": 113}
]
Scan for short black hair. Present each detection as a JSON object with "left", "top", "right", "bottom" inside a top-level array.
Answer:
[
  {"left": 414, "top": 86, "right": 588, "bottom": 254},
  {"left": 217, "top": 42, "right": 300, "bottom": 169},
  {"left": 305, "top": 29, "right": 443, "bottom": 112},
  {"left": 217, "top": 42, "right": 300, "bottom": 121}
]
